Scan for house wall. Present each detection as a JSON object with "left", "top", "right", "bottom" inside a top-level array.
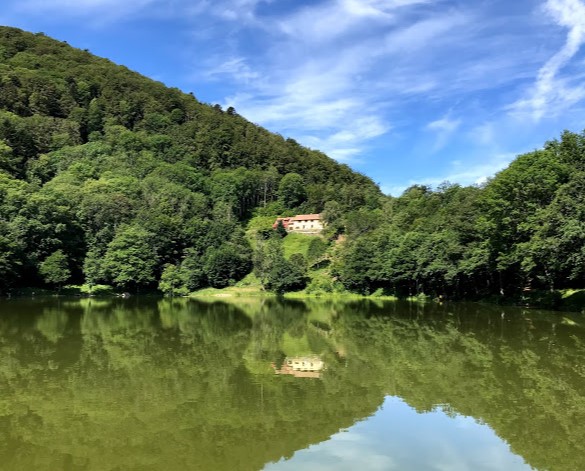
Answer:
[{"left": 288, "top": 219, "right": 324, "bottom": 233}]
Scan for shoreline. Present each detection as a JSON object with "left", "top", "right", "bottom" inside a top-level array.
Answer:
[{"left": 4, "top": 286, "right": 585, "bottom": 313}]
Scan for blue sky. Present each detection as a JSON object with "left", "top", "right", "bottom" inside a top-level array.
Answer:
[{"left": 2, "top": 0, "right": 585, "bottom": 195}]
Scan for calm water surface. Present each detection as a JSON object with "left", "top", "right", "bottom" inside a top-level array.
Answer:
[{"left": 0, "top": 297, "right": 584, "bottom": 471}]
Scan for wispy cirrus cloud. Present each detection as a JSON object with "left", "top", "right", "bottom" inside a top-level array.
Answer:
[
  {"left": 427, "top": 112, "right": 462, "bottom": 151},
  {"left": 202, "top": 0, "right": 271, "bottom": 22},
  {"left": 205, "top": 57, "right": 260, "bottom": 84},
  {"left": 384, "top": 152, "right": 515, "bottom": 196},
  {"left": 17, "top": 0, "right": 160, "bottom": 17},
  {"left": 510, "top": 0, "right": 585, "bottom": 120},
  {"left": 11, "top": 0, "right": 269, "bottom": 24},
  {"left": 275, "top": 0, "right": 434, "bottom": 43}
]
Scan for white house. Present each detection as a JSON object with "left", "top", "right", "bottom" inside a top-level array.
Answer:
[{"left": 273, "top": 214, "right": 324, "bottom": 234}]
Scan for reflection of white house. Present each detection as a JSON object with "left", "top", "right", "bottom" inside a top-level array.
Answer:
[
  {"left": 273, "top": 356, "right": 325, "bottom": 379},
  {"left": 273, "top": 214, "right": 324, "bottom": 234}
]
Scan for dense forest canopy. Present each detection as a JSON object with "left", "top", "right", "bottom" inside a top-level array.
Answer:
[
  {"left": 332, "top": 135, "right": 585, "bottom": 300},
  {"left": 0, "top": 27, "right": 380, "bottom": 293},
  {"left": 0, "top": 26, "right": 584, "bottom": 299}
]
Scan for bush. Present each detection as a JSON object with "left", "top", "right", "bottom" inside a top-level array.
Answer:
[{"left": 79, "top": 284, "right": 114, "bottom": 295}]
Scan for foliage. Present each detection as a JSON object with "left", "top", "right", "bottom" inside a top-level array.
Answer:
[
  {"left": 331, "top": 140, "right": 585, "bottom": 299},
  {"left": 78, "top": 283, "right": 114, "bottom": 295},
  {"left": 275, "top": 219, "right": 287, "bottom": 238},
  {"left": 38, "top": 249, "right": 70, "bottom": 287},
  {"left": 158, "top": 264, "right": 189, "bottom": 296},
  {"left": 265, "top": 256, "right": 307, "bottom": 294},
  {"left": 101, "top": 225, "right": 157, "bottom": 289},
  {"left": 278, "top": 172, "right": 307, "bottom": 209},
  {"left": 204, "top": 244, "right": 252, "bottom": 288},
  {"left": 0, "top": 27, "right": 380, "bottom": 294},
  {"left": 282, "top": 232, "right": 319, "bottom": 259}
]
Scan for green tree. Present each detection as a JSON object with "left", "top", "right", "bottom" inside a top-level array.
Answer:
[
  {"left": 307, "top": 237, "right": 328, "bottom": 264},
  {"left": 334, "top": 237, "right": 378, "bottom": 294},
  {"left": 102, "top": 226, "right": 157, "bottom": 290},
  {"left": 0, "top": 220, "right": 23, "bottom": 292},
  {"left": 265, "top": 257, "right": 306, "bottom": 294},
  {"left": 180, "top": 249, "right": 206, "bottom": 291},
  {"left": 278, "top": 173, "right": 307, "bottom": 209},
  {"left": 0, "top": 140, "right": 19, "bottom": 175},
  {"left": 204, "top": 244, "right": 252, "bottom": 288},
  {"left": 39, "top": 249, "right": 70, "bottom": 289},
  {"left": 158, "top": 264, "right": 189, "bottom": 296},
  {"left": 86, "top": 98, "right": 104, "bottom": 135},
  {"left": 276, "top": 219, "right": 287, "bottom": 238},
  {"left": 253, "top": 237, "right": 283, "bottom": 289}
]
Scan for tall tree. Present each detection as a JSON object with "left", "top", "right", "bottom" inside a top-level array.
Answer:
[
  {"left": 278, "top": 173, "right": 307, "bottom": 209},
  {"left": 39, "top": 250, "right": 70, "bottom": 290}
]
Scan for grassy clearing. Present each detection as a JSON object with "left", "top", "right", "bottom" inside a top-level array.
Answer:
[
  {"left": 190, "top": 285, "right": 273, "bottom": 298},
  {"left": 283, "top": 291, "right": 398, "bottom": 300},
  {"left": 282, "top": 233, "right": 320, "bottom": 259},
  {"left": 235, "top": 272, "right": 263, "bottom": 288}
]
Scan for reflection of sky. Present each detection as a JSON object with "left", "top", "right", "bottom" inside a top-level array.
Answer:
[{"left": 263, "top": 396, "right": 531, "bottom": 471}]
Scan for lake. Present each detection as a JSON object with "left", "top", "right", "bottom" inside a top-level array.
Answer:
[{"left": 0, "top": 297, "right": 584, "bottom": 470}]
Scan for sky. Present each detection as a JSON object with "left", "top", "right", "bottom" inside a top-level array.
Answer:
[{"left": 2, "top": 0, "right": 585, "bottom": 195}]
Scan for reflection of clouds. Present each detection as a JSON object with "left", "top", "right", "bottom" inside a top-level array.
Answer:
[
  {"left": 263, "top": 397, "right": 530, "bottom": 471},
  {"left": 265, "top": 430, "right": 397, "bottom": 471},
  {"left": 330, "top": 431, "right": 364, "bottom": 442},
  {"left": 325, "top": 440, "right": 397, "bottom": 470},
  {"left": 452, "top": 414, "right": 478, "bottom": 430}
]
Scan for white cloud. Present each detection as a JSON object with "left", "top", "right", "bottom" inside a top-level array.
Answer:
[
  {"left": 19, "top": 0, "right": 159, "bottom": 16},
  {"left": 212, "top": 0, "right": 269, "bottom": 21},
  {"left": 216, "top": 41, "right": 394, "bottom": 161},
  {"left": 510, "top": 0, "right": 585, "bottom": 120},
  {"left": 205, "top": 57, "right": 260, "bottom": 83},
  {"left": 381, "top": 11, "right": 468, "bottom": 54},
  {"left": 427, "top": 116, "right": 460, "bottom": 134},
  {"left": 342, "top": 0, "right": 432, "bottom": 19},
  {"left": 471, "top": 122, "right": 497, "bottom": 147},
  {"left": 13, "top": 0, "right": 268, "bottom": 23},
  {"left": 299, "top": 117, "right": 389, "bottom": 162},
  {"left": 384, "top": 153, "right": 515, "bottom": 196},
  {"left": 427, "top": 112, "right": 462, "bottom": 151},
  {"left": 276, "top": 0, "right": 435, "bottom": 43}
]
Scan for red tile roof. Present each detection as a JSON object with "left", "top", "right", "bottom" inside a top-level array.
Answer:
[
  {"left": 290, "top": 214, "right": 321, "bottom": 221},
  {"left": 272, "top": 217, "right": 291, "bottom": 229}
]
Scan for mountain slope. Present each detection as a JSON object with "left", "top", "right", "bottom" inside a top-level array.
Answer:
[{"left": 0, "top": 26, "right": 382, "bottom": 292}]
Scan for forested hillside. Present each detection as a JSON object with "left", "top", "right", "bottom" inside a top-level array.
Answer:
[
  {"left": 1, "top": 26, "right": 584, "bottom": 302},
  {"left": 0, "top": 27, "right": 381, "bottom": 293}
]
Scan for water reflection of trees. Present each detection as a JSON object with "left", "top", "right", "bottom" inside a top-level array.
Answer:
[{"left": 0, "top": 298, "right": 584, "bottom": 470}]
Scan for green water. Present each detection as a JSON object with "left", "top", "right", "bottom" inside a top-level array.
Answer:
[{"left": 0, "top": 297, "right": 584, "bottom": 471}]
